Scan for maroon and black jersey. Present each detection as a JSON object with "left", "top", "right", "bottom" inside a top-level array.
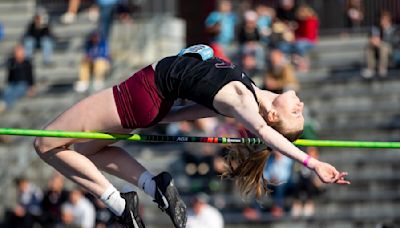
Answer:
[{"left": 155, "top": 56, "right": 258, "bottom": 112}]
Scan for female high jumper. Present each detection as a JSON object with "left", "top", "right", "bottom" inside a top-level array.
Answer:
[{"left": 34, "top": 45, "right": 350, "bottom": 228}]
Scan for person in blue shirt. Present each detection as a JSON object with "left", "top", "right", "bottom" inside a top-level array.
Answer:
[
  {"left": 97, "top": 0, "right": 118, "bottom": 41},
  {"left": 0, "top": 20, "right": 4, "bottom": 41},
  {"left": 205, "top": 0, "right": 237, "bottom": 60},
  {"left": 74, "top": 31, "right": 110, "bottom": 92}
]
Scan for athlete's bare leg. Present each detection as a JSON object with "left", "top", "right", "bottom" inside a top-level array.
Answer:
[
  {"left": 34, "top": 88, "right": 132, "bottom": 197},
  {"left": 74, "top": 139, "right": 147, "bottom": 186}
]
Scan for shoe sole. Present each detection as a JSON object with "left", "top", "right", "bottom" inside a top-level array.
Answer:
[{"left": 165, "top": 184, "right": 187, "bottom": 228}]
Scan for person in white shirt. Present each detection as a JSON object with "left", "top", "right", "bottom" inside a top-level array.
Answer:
[
  {"left": 61, "top": 188, "right": 95, "bottom": 228},
  {"left": 187, "top": 193, "right": 224, "bottom": 228}
]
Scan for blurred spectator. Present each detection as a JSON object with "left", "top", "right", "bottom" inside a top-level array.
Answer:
[
  {"left": 269, "top": 20, "right": 295, "bottom": 54},
  {"left": 256, "top": 4, "right": 275, "bottom": 45},
  {"left": 0, "top": 20, "right": 4, "bottom": 41},
  {"left": 264, "top": 151, "right": 293, "bottom": 218},
  {"left": 60, "top": 0, "right": 81, "bottom": 24},
  {"left": 41, "top": 172, "right": 69, "bottom": 227},
  {"left": 394, "top": 33, "right": 400, "bottom": 67},
  {"left": 94, "top": 199, "right": 116, "bottom": 227},
  {"left": 240, "top": 49, "right": 263, "bottom": 84},
  {"left": 238, "top": 10, "right": 260, "bottom": 45},
  {"left": 116, "top": 0, "right": 136, "bottom": 23},
  {"left": 61, "top": 188, "right": 96, "bottom": 228},
  {"left": 97, "top": 0, "right": 118, "bottom": 41},
  {"left": 345, "top": 0, "right": 364, "bottom": 31},
  {"left": 263, "top": 49, "right": 299, "bottom": 94},
  {"left": 293, "top": 4, "right": 319, "bottom": 72},
  {"left": 61, "top": 0, "right": 100, "bottom": 24},
  {"left": 187, "top": 193, "right": 224, "bottom": 228},
  {"left": 291, "top": 146, "right": 324, "bottom": 217},
  {"left": 362, "top": 11, "right": 398, "bottom": 78},
  {"left": 5, "top": 176, "right": 43, "bottom": 228},
  {"left": 74, "top": 31, "right": 110, "bottom": 92},
  {"left": 23, "top": 8, "right": 54, "bottom": 66},
  {"left": 276, "top": 0, "right": 298, "bottom": 29},
  {"left": 0, "top": 45, "right": 35, "bottom": 113},
  {"left": 215, "top": 117, "right": 242, "bottom": 138},
  {"left": 0, "top": 135, "right": 12, "bottom": 143},
  {"left": 238, "top": 10, "right": 265, "bottom": 70},
  {"left": 205, "top": 0, "right": 237, "bottom": 61}
]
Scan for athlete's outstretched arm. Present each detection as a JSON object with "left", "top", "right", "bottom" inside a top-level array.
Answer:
[
  {"left": 160, "top": 103, "right": 220, "bottom": 123},
  {"left": 214, "top": 85, "right": 350, "bottom": 185}
]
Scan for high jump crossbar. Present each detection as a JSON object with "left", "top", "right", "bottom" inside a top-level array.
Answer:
[{"left": 0, "top": 128, "right": 400, "bottom": 149}]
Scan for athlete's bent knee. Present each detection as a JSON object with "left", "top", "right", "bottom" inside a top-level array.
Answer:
[
  {"left": 34, "top": 137, "right": 56, "bottom": 157},
  {"left": 34, "top": 134, "right": 70, "bottom": 158}
]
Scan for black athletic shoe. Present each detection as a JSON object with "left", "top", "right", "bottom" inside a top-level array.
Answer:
[
  {"left": 153, "top": 172, "right": 187, "bottom": 228},
  {"left": 117, "top": 191, "right": 145, "bottom": 228}
]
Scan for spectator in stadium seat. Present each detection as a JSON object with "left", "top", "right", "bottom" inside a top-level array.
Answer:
[
  {"left": 264, "top": 151, "right": 293, "bottom": 218},
  {"left": 205, "top": 0, "right": 237, "bottom": 61},
  {"left": 276, "top": 0, "right": 298, "bottom": 29},
  {"left": 187, "top": 193, "right": 224, "bottom": 228},
  {"left": 74, "top": 31, "right": 110, "bottom": 93},
  {"left": 255, "top": 4, "right": 275, "bottom": 45},
  {"left": 238, "top": 10, "right": 261, "bottom": 47},
  {"left": 362, "top": 11, "right": 397, "bottom": 78},
  {"left": 0, "top": 20, "right": 4, "bottom": 41},
  {"left": 41, "top": 172, "right": 69, "bottom": 227},
  {"left": 293, "top": 4, "right": 319, "bottom": 72},
  {"left": 61, "top": 0, "right": 100, "bottom": 24},
  {"left": 23, "top": 8, "right": 54, "bottom": 66},
  {"left": 94, "top": 198, "right": 117, "bottom": 227},
  {"left": 97, "top": 0, "right": 118, "bottom": 41},
  {"left": 291, "top": 146, "right": 324, "bottom": 217},
  {"left": 61, "top": 188, "right": 96, "bottom": 228},
  {"left": 263, "top": 49, "right": 299, "bottom": 94},
  {"left": 60, "top": 0, "right": 81, "bottom": 24},
  {"left": 345, "top": 0, "right": 364, "bottom": 31},
  {"left": 0, "top": 45, "right": 35, "bottom": 113},
  {"left": 4, "top": 176, "right": 43, "bottom": 228},
  {"left": 238, "top": 10, "right": 265, "bottom": 71}
]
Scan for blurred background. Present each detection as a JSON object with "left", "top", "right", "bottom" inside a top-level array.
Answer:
[{"left": 0, "top": 0, "right": 399, "bottom": 227}]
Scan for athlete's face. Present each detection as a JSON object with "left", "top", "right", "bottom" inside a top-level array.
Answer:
[{"left": 273, "top": 90, "right": 304, "bottom": 131}]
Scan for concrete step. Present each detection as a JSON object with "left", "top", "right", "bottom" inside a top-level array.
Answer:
[
  {"left": 313, "top": 36, "right": 368, "bottom": 54},
  {"left": 313, "top": 51, "right": 364, "bottom": 68},
  {"left": 319, "top": 149, "right": 400, "bottom": 163},
  {"left": 4, "top": 20, "right": 96, "bottom": 39},
  {"left": 0, "top": 14, "right": 32, "bottom": 28},
  {"left": 223, "top": 211, "right": 399, "bottom": 227},
  {"left": 0, "top": 2, "right": 34, "bottom": 14},
  {"left": 301, "top": 77, "right": 400, "bottom": 99},
  {"left": 0, "top": 50, "right": 83, "bottom": 66},
  {"left": 317, "top": 35, "right": 368, "bottom": 50},
  {"left": 314, "top": 201, "right": 400, "bottom": 217},
  {"left": 317, "top": 129, "right": 400, "bottom": 141}
]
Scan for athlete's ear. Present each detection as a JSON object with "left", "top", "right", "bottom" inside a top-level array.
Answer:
[{"left": 266, "top": 110, "right": 279, "bottom": 124}]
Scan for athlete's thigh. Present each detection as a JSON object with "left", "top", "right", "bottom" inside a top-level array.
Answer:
[
  {"left": 74, "top": 128, "right": 133, "bottom": 156},
  {"left": 43, "top": 88, "right": 122, "bottom": 146}
]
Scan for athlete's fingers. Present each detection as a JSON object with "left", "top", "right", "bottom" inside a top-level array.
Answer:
[
  {"left": 335, "top": 179, "right": 351, "bottom": 185},
  {"left": 332, "top": 167, "right": 340, "bottom": 182},
  {"left": 335, "top": 172, "right": 350, "bottom": 184}
]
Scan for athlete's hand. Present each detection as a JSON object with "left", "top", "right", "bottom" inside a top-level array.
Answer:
[{"left": 312, "top": 161, "right": 351, "bottom": 185}]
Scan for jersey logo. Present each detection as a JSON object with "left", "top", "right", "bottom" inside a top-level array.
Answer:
[
  {"left": 241, "top": 73, "right": 246, "bottom": 79},
  {"left": 215, "top": 59, "right": 235, "bottom": 69}
]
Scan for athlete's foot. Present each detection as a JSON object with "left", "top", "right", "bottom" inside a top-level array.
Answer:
[
  {"left": 117, "top": 191, "right": 145, "bottom": 228},
  {"left": 153, "top": 172, "right": 187, "bottom": 228}
]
